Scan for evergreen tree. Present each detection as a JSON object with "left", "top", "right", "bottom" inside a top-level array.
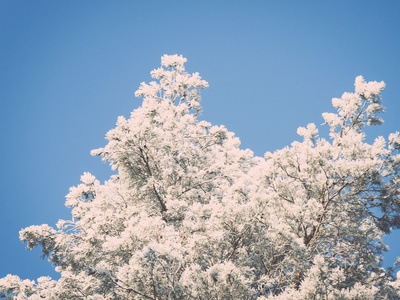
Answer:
[{"left": 1, "top": 55, "right": 400, "bottom": 299}]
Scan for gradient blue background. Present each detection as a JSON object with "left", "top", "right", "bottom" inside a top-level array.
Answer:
[{"left": 1, "top": 1, "right": 399, "bottom": 281}]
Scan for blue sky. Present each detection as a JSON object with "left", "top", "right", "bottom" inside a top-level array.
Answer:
[{"left": 1, "top": 1, "right": 399, "bottom": 281}]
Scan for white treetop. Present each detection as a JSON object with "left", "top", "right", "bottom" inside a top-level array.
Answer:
[{"left": 1, "top": 55, "right": 400, "bottom": 299}]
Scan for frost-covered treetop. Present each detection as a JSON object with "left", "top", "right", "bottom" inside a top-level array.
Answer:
[
  {"left": 322, "top": 76, "right": 386, "bottom": 142},
  {"left": 1, "top": 55, "right": 400, "bottom": 299},
  {"left": 135, "top": 54, "right": 208, "bottom": 113},
  {"left": 160, "top": 54, "right": 187, "bottom": 71}
]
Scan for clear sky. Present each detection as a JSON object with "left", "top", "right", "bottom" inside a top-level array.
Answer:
[{"left": 1, "top": 0, "right": 399, "bottom": 281}]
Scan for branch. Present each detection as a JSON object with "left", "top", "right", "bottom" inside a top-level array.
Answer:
[{"left": 226, "top": 225, "right": 251, "bottom": 261}]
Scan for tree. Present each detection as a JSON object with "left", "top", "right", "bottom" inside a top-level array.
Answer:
[{"left": 1, "top": 55, "right": 400, "bottom": 299}]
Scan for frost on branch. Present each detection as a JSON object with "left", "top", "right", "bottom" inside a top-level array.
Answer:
[
  {"left": 1, "top": 56, "right": 400, "bottom": 299},
  {"left": 134, "top": 54, "right": 208, "bottom": 113},
  {"left": 322, "top": 75, "right": 386, "bottom": 142},
  {"left": 297, "top": 123, "right": 318, "bottom": 143}
]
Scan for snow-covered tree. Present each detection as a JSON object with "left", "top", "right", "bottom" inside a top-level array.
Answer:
[{"left": 1, "top": 55, "right": 400, "bottom": 299}]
